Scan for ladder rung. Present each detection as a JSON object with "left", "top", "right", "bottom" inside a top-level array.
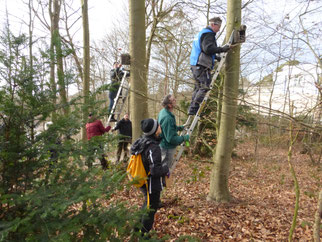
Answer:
[{"left": 170, "top": 29, "right": 239, "bottom": 172}]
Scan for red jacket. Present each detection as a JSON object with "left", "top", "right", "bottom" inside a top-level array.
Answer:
[{"left": 86, "top": 120, "right": 111, "bottom": 140}]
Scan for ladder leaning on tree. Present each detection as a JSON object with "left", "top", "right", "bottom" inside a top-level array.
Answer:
[
  {"left": 107, "top": 54, "right": 131, "bottom": 126},
  {"left": 170, "top": 25, "right": 247, "bottom": 173}
]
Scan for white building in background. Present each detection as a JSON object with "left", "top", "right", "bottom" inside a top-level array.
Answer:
[{"left": 246, "top": 63, "right": 321, "bottom": 118}]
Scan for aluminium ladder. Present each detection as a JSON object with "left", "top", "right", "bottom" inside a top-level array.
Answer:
[
  {"left": 170, "top": 25, "right": 246, "bottom": 173},
  {"left": 107, "top": 69, "right": 130, "bottom": 126}
]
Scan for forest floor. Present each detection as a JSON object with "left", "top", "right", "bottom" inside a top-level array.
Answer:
[{"left": 114, "top": 141, "right": 321, "bottom": 241}]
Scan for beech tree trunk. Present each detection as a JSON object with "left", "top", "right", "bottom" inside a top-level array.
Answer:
[
  {"left": 129, "top": 0, "right": 148, "bottom": 141},
  {"left": 50, "top": 0, "right": 68, "bottom": 116},
  {"left": 49, "top": 0, "right": 57, "bottom": 120},
  {"left": 207, "top": 0, "right": 242, "bottom": 203},
  {"left": 81, "top": 0, "right": 90, "bottom": 141},
  {"left": 313, "top": 190, "right": 322, "bottom": 242}
]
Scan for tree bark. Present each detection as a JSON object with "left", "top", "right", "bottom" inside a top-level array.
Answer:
[
  {"left": 50, "top": 0, "right": 68, "bottom": 116},
  {"left": 129, "top": 0, "right": 148, "bottom": 141},
  {"left": 28, "top": 0, "right": 35, "bottom": 141},
  {"left": 207, "top": 0, "right": 242, "bottom": 203},
  {"left": 81, "top": 0, "right": 90, "bottom": 141},
  {"left": 313, "top": 190, "right": 322, "bottom": 242},
  {"left": 49, "top": 0, "right": 57, "bottom": 120},
  {"left": 54, "top": 0, "right": 68, "bottom": 115}
]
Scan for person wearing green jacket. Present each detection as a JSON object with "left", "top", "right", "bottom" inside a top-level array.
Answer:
[{"left": 158, "top": 94, "right": 190, "bottom": 169}]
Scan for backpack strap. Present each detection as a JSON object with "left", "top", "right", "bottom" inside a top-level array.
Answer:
[
  {"left": 141, "top": 142, "right": 151, "bottom": 176},
  {"left": 146, "top": 183, "right": 150, "bottom": 207}
]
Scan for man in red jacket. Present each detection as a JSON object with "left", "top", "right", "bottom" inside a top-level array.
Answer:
[{"left": 86, "top": 113, "right": 111, "bottom": 169}]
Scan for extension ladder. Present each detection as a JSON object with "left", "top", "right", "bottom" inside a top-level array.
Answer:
[
  {"left": 170, "top": 25, "right": 246, "bottom": 173},
  {"left": 107, "top": 69, "right": 130, "bottom": 126}
]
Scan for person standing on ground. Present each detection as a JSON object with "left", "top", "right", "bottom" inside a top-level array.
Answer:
[
  {"left": 188, "top": 16, "right": 231, "bottom": 115},
  {"left": 112, "top": 113, "right": 132, "bottom": 163},
  {"left": 86, "top": 113, "right": 111, "bottom": 169},
  {"left": 131, "top": 118, "right": 169, "bottom": 237},
  {"left": 158, "top": 94, "right": 190, "bottom": 170}
]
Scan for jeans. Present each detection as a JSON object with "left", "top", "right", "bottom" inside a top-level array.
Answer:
[
  {"left": 160, "top": 147, "right": 176, "bottom": 170},
  {"left": 108, "top": 91, "right": 117, "bottom": 113}
]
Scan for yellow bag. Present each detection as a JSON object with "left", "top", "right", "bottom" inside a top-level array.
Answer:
[
  {"left": 127, "top": 154, "right": 148, "bottom": 188},
  {"left": 126, "top": 153, "right": 150, "bottom": 206}
]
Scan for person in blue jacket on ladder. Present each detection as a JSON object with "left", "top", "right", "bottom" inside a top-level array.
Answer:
[{"left": 188, "top": 17, "right": 231, "bottom": 115}]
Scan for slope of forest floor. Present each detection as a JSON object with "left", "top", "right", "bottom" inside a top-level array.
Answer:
[{"left": 114, "top": 141, "right": 321, "bottom": 241}]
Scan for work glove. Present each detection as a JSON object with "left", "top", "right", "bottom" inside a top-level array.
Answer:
[
  {"left": 215, "top": 55, "right": 221, "bottom": 62},
  {"left": 182, "top": 122, "right": 190, "bottom": 128},
  {"left": 177, "top": 125, "right": 184, "bottom": 131},
  {"left": 221, "top": 44, "right": 230, "bottom": 52},
  {"left": 183, "top": 134, "right": 190, "bottom": 141}
]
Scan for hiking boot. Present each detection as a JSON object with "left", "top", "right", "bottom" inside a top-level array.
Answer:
[
  {"left": 110, "top": 115, "right": 117, "bottom": 122},
  {"left": 157, "top": 201, "right": 164, "bottom": 208},
  {"left": 123, "top": 156, "right": 128, "bottom": 163}
]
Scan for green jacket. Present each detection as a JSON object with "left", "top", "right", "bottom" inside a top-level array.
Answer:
[{"left": 158, "top": 108, "right": 184, "bottom": 149}]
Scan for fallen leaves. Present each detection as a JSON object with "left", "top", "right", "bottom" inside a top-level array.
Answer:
[{"left": 110, "top": 142, "right": 322, "bottom": 240}]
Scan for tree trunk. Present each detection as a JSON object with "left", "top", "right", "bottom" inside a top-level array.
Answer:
[
  {"left": 313, "top": 190, "right": 322, "bottom": 242},
  {"left": 50, "top": 0, "right": 69, "bottom": 116},
  {"left": 49, "top": 0, "right": 57, "bottom": 121},
  {"left": 28, "top": 0, "right": 35, "bottom": 141},
  {"left": 81, "top": 0, "right": 90, "bottom": 141},
  {"left": 53, "top": 0, "right": 68, "bottom": 115},
  {"left": 207, "top": 0, "right": 242, "bottom": 203},
  {"left": 62, "top": 0, "right": 83, "bottom": 88},
  {"left": 129, "top": 0, "right": 148, "bottom": 141}
]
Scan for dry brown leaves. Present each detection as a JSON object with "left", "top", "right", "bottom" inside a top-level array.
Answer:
[{"left": 111, "top": 142, "right": 322, "bottom": 241}]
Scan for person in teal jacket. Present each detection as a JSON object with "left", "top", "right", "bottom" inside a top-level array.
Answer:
[{"left": 158, "top": 94, "right": 190, "bottom": 169}]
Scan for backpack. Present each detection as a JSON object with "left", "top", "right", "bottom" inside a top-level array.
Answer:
[{"left": 126, "top": 152, "right": 150, "bottom": 206}]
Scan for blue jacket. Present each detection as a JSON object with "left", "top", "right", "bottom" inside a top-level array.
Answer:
[{"left": 190, "top": 27, "right": 217, "bottom": 69}]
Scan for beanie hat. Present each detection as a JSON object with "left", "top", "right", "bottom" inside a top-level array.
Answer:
[{"left": 141, "top": 118, "right": 158, "bottom": 136}]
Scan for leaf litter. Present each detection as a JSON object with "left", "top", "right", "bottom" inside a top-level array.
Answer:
[{"left": 110, "top": 142, "right": 321, "bottom": 241}]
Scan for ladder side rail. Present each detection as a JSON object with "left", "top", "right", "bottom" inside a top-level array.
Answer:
[
  {"left": 171, "top": 115, "right": 200, "bottom": 172},
  {"left": 107, "top": 71, "right": 128, "bottom": 125},
  {"left": 168, "top": 29, "right": 239, "bottom": 172},
  {"left": 116, "top": 84, "right": 130, "bottom": 120},
  {"left": 117, "top": 73, "right": 131, "bottom": 120},
  {"left": 179, "top": 115, "right": 193, "bottom": 136},
  {"left": 171, "top": 54, "right": 227, "bottom": 170}
]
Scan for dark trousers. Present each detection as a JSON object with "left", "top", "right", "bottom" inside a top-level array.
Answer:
[
  {"left": 116, "top": 141, "right": 129, "bottom": 163},
  {"left": 139, "top": 185, "right": 161, "bottom": 234},
  {"left": 189, "top": 66, "right": 212, "bottom": 111},
  {"left": 99, "top": 155, "right": 108, "bottom": 170},
  {"left": 87, "top": 146, "right": 108, "bottom": 170}
]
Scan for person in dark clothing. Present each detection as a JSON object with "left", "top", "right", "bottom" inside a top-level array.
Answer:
[
  {"left": 131, "top": 118, "right": 169, "bottom": 236},
  {"left": 108, "top": 62, "right": 124, "bottom": 122},
  {"left": 86, "top": 113, "right": 111, "bottom": 169},
  {"left": 188, "top": 17, "right": 231, "bottom": 115},
  {"left": 112, "top": 113, "right": 132, "bottom": 163}
]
